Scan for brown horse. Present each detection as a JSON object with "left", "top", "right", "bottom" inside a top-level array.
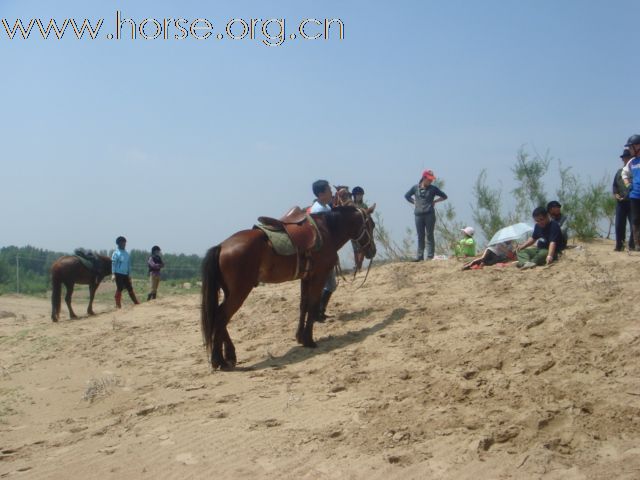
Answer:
[
  {"left": 201, "top": 205, "right": 376, "bottom": 370},
  {"left": 50, "top": 254, "right": 112, "bottom": 322}
]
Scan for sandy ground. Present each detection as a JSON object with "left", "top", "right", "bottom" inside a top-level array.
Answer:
[{"left": 1, "top": 239, "right": 639, "bottom": 479}]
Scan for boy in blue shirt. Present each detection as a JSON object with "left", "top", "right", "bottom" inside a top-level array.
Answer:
[{"left": 111, "top": 236, "right": 140, "bottom": 308}]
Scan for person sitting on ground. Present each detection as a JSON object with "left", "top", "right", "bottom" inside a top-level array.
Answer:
[
  {"left": 515, "top": 206, "right": 566, "bottom": 269},
  {"left": 546, "top": 200, "right": 569, "bottom": 245},
  {"left": 454, "top": 226, "right": 476, "bottom": 258},
  {"left": 462, "top": 241, "right": 516, "bottom": 270}
]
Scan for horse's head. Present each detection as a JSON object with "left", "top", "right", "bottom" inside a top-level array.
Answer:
[
  {"left": 353, "top": 207, "right": 377, "bottom": 259},
  {"left": 329, "top": 206, "right": 376, "bottom": 259}
]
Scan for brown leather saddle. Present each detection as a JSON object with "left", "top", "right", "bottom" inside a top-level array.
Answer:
[{"left": 257, "top": 206, "right": 318, "bottom": 252}]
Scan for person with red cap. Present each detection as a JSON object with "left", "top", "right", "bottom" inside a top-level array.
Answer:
[{"left": 404, "top": 169, "right": 448, "bottom": 261}]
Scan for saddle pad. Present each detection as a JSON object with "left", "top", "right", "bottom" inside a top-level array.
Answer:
[
  {"left": 74, "top": 255, "right": 96, "bottom": 271},
  {"left": 254, "top": 224, "right": 297, "bottom": 256},
  {"left": 73, "top": 249, "right": 103, "bottom": 274}
]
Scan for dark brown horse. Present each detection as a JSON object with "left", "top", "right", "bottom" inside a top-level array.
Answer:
[
  {"left": 201, "top": 206, "right": 376, "bottom": 370},
  {"left": 50, "top": 254, "right": 112, "bottom": 322}
]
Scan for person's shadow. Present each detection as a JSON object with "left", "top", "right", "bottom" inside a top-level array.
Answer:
[{"left": 238, "top": 307, "right": 409, "bottom": 371}]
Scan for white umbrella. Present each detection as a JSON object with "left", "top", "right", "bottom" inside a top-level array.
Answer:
[{"left": 487, "top": 223, "right": 533, "bottom": 246}]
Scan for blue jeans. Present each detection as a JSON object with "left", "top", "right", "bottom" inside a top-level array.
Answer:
[
  {"left": 415, "top": 213, "right": 436, "bottom": 259},
  {"left": 323, "top": 269, "right": 337, "bottom": 293},
  {"left": 615, "top": 200, "right": 634, "bottom": 249}
]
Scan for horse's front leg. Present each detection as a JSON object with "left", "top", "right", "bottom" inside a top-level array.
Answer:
[
  {"left": 65, "top": 282, "right": 78, "bottom": 319},
  {"left": 87, "top": 280, "right": 98, "bottom": 316}
]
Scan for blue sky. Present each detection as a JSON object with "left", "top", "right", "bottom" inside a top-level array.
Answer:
[{"left": 1, "top": 0, "right": 637, "bottom": 255}]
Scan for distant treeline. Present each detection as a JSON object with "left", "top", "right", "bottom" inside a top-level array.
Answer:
[{"left": 0, "top": 246, "right": 203, "bottom": 295}]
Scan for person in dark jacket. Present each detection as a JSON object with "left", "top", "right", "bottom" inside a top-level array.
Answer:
[
  {"left": 613, "top": 149, "right": 635, "bottom": 251},
  {"left": 404, "top": 170, "right": 447, "bottom": 261},
  {"left": 515, "top": 207, "right": 566, "bottom": 269},
  {"left": 147, "top": 245, "right": 164, "bottom": 301},
  {"left": 546, "top": 200, "right": 568, "bottom": 245}
]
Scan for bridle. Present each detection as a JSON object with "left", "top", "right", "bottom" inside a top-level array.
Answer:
[{"left": 353, "top": 208, "right": 375, "bottom": 253}]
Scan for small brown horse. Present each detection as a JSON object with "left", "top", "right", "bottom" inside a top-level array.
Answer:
[
  {"left": 201, "top": 205, "right": 376, "bottom": 370},
  {"left": 50, "top": 254, "right": 112, "bottom": 322}
]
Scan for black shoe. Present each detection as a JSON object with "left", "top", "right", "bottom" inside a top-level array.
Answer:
[
  {"left": 614, "top": 246, "right": 624, "bottom": 252},
  {"left": 412, "top": 257, "right": 423, "bottom": 262}
]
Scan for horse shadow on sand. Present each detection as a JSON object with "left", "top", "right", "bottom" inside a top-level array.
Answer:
[{"left": 239, "top": 307, "right": 409, "bottom": 371}]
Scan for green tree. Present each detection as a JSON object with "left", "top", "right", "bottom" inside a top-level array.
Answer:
[
  {"left": 602, "top": 195, "right": 617, "bottom": 239},
  {"left": 434, "top": 202, "right": 465, "bottom": 255},
  {"left": 556, "top": 164, "right": 609, "bottom": 240},
  {"left": 472, "top": 169, "right": 508, "bottom": 240},
  {"left": 372, "top": 212, "right": 414, "bottom": 261},
  {"left": 512, "top": 147, "right": 550, "bottom": 218}
]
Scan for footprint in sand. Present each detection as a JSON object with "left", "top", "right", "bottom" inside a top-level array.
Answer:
[{"left": 175, "top": 452, "right": 198, "bottom": 465}]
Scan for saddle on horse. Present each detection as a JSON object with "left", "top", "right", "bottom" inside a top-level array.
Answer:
[
  {"left": 255, "top": 207, "right": 321, "bottom": 279},
  {"left": 74, "top": 248, "right": 105, "bottom": 276}
]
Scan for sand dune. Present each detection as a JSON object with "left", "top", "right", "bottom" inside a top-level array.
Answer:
[{"left": 1, "top": 239, "right": 639, "bottom": 479}]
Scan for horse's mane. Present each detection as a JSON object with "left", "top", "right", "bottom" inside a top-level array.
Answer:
[{"left": 323, "top": 205, "right": 359, "bottom": 233}]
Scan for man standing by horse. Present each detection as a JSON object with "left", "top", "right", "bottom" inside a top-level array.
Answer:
[
  {"left": 310, "top": 180, "right": 337, "bottom": 321},
  {"left": 111, "top": 236, "right": 140, "bottom": 308}
]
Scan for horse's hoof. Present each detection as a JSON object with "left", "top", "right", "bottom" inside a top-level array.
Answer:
[
  {"left": 51, "top": 317, "right": 58, "bottom": 323},
  {"left": 87, "top": 311, "right": 95, "bottom": 316},
  {"left": 303, "top": 340, "right": 318, "bottom": 348},
  {"left": 220, "top": 362, "right": 236, "bottom": 372}
]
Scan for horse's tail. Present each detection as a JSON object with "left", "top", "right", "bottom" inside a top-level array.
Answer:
[
  {"left": 201, "top": 245, "right": 222, "bottom": 356},
  {"left": 51, "top": 267, "right": 62, "bottom": 322}
]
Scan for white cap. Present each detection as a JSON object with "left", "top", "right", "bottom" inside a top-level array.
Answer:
[{"left": 461, "top": 226, "right": 475, "bottom": 236}]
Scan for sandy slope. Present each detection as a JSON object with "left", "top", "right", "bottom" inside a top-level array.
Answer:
[{"left": 1, "top": 239, "right": 639, "bottom": 479}]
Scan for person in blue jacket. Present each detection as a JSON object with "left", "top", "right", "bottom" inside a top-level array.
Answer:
[
  {"left": 111, "top": 236, "right": 140, "bottom": 308},
  {"left": 622, "top": 134, "right": 640, "bottom": 251}
]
